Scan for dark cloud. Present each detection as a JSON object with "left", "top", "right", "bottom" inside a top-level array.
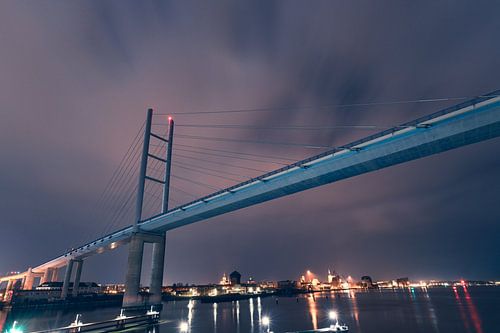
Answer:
[{"left": 0, "top": 0, "right": 499, "bottom": 285}]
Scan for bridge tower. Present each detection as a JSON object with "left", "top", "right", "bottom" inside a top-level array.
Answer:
[{"left": 123, "top": 108, "right": 174, "bottom": 309}]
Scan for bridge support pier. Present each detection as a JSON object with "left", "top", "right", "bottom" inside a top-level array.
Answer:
[
  {"left": 41, "top": 268, "right": 51, "bottom": 284},
  {"left": 123, "top": 234, "right": 145, "bottom": 307},
  {"left": 41, "top": 267, "right": 58, "bottom": 284},
  {"left": 23, "top": 267, "right": 34, "bottom": 290},
  {"left": 149, "top": 232, "right": 166, "bottom": 306},
  {"left": 3, "top": 280, "right": 13, "bottom": 301},
  {"left": 123, "top": 232, "right": 165, "bottom": 309},
  {"left": 61, "top": 260, "right": 74, "bottom": 299},
  {"left": 51, "top": 267, "right": 59, "bottom": 282},
  {"left": 72, "top": 260, "right": 83, "bottom": 297}
]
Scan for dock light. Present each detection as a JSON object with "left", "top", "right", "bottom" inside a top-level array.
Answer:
[
  {"left": 262, "top": 316, "right": 271, "bottom": 332},
  {"left": 116, "top": 309, "right": 127, "bottom": 320},
  {"left": 8, "top": 321, "right": 23, "bottom": 333},
  {"left": 329, "top": 310, "right": 341, "bottom": 329},
  {"left": 179, "top": 321, "right": 188, "bottom": 332}
]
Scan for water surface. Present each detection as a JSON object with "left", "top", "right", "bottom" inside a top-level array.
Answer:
[{"left": 1, "top": 286, "right": 498, "bottom": 333}]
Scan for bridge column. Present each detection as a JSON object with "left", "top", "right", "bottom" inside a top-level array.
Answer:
[
  {"left": 147, "top": 114, "right": 173, "bottom": 308},
  {"left": 72, "top": 260, "right": 83, "bottom": 297},
  {"left": 3, "top": 280, "right": 13, "bottom": 301},
  {"left": 61, "top": 260, "right": 74, "bottom": 299},
  {"left": 123, "top": 108, "right": 171, "bottom": 309},
  {"left": 51, "top": 267, "right": 59, "bottom": 282},
  {"left": 23, "top": 267, "right": 34, "bottom": 290},
  {"left": 50, "top": 267, "right": 60, "bottom": 282},
  {"left": 149, "top": 233, "right": 166, "bottom": 306},
  {"left": 123, "top": 234, "right": 145, "bottom": 308},
  {"left": 41, "top": 268, "right": 52, "bottom": 284}
]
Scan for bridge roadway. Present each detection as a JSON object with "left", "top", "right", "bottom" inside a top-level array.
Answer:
[{"left": 5, "top": 92, "right": 500, "bottom": 278}]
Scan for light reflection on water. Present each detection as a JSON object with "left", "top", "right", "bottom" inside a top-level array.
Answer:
[
  {"left": 249, "top": 297, "right": 254, "bottom": 331},
  {"left": 307, "top": 294, "right": 318, "bottom": 330},
  {"left": 348, "top": 289, "right": 361, "bottom": 331},
  {"left": 187, "top": 299, "right": 194, "bottom": 329},
  {"left": 454, "top": 286, "right": 472, "bottom": 333},
  {"left": 422, "top": 288, "right": 439, "bottom": 333},
  {"left": 237, "top": 301, "right": 240, "bottom": 331},
  {"left": 257, "top": 296, "right": 262, "bottom": 323},
  {"left": 462, "top": 286, "right": 483, "bottom": 333},
  {"left": 212, "top": 302, "right": 217, "bottom": 331},
  {"left": 0, "top": 287, "right": 498, "bottom": 333},
  {"left": 409, "top": 288, "right": 424, "bottom": 327}
]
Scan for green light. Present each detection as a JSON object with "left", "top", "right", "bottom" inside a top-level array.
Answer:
[
  {"left": 9, "top": 328, "right": 23, "bottom": 333},
  {"left": 7, "top": 321, "right": 23, "bottom": 333}
]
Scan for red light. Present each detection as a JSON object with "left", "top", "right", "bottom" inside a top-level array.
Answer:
[{"left": 168, "top": 116, "right": 173, "bottom": 123}]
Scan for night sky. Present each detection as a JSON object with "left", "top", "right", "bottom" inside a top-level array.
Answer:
[{"left": 1, "top": 1, "right": 499, "bottom": 285}]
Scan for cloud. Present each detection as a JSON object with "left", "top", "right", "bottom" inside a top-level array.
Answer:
[{"left": 0, "top": 0, "right": 499, "bottom": 283}]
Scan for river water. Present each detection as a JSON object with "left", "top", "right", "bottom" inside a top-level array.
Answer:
[{"left": 1, "top": 286, "right": 498, "bottom": 333}]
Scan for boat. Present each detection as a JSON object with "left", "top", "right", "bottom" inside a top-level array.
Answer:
[
  {"left": 286, "top": 310, "right": 349, "bottom": 332},
  {"left": 329, "top": 322, "right": 349, "bottom": 332}
]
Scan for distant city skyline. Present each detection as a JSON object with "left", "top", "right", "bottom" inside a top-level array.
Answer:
[{"left": 160, "top": 268, "right": 498, "bottom": 287}]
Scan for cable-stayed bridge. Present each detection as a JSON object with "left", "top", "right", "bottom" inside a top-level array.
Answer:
[{"left": 1, "top": 91, "right": 500, "bottom": 308}]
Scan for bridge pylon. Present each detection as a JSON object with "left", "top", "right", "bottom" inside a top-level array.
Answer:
[{"left": 123, "top": 108, "right": 174, "bottom": 310}]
